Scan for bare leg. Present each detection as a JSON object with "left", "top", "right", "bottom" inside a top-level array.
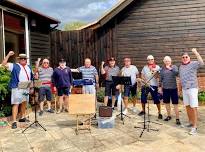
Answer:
[
  {"left": 141, "top": 103, "right": 145, "bottom": 112},
  {"left": 58, "top": 96, "right": 64, "bottom": 110},
  {"left": 186, "top": 106, "right": 192, "bottom": 124},
  {"left": 111, "top": 96, "right": 116, "bottom": 108},
  {"left": 123, "top": 96, "right": 129, "bottom": 109},
  {"left": 20, "top": 101, "right": 27, "bottom": 118},
  {"left": 104, "top": 96, "right": 109, "bottom": 106},
  {"left": 40, "top": 101, "right": 44, "bottom": 111},
  {"left": 165, "top": 103, "right": 171, "bottom": 116},
  {"left": 132, "top": 97, "right": 137, "bottom": 107},
  {"left": 173, "top": 104, "right": 179, "bottom": 119},
  {"left": 64, "top": 95, "right": 69, "bottom": 110},
  {"left": 47, "top": 101, "right": 51, "bottom": 110},
  {"left": 12, "top": 104, "right": 19, "bottom": 122},
  {"left": 192, "top": 107, "right": 198, "bottom": 128},
  {"left": 156, "top": 103, "right": 161, "bottom": 114}
]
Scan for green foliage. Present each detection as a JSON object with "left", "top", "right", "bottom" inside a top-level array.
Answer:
[
  {"left": 63, "top": 21, "right": 87, "bottom": 31},
  {"left": 0, "top": 67, "right": 11, "bottom": 100},
  {"left": 0, "top": 105, "right": 12, "bottom": 117},
  {"left": 97, "top": 88, "right": 105, "bottom": 102},
  {"left": 198, "top": 91, "right": 205, "bottom": 104}
]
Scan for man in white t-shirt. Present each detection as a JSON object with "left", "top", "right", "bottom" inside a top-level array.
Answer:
[
  {"left": 1, "top": 51, "right": 33, "bottom": 129},
  {"left": 138, "top": 55, "right": 163, "bottom": 119},
  {"left": 118, "top": 57, "right": 139, "bottom": 114}
]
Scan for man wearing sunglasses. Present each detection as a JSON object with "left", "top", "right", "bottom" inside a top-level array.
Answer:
[
  {"left": 35, "top": 58, "right": 54, "bottom": 116},
  {"left": 1, "top": 51, "right": 33, "bottom": 129},
  {"left": 179, "top": 48, "right": 204, "bottom": 135}
]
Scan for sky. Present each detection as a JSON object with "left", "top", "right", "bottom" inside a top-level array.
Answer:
[{"left": 16, "top": 0, "right": 119, "bottom": 28}]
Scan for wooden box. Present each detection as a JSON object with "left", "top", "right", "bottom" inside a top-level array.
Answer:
[{"left": 69, "top": 94, "right": 96, "bottom": 115}]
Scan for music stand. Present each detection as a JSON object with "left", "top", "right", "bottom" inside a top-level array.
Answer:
[
  {"left": 112, "top": 76, "right": 131, "bottom": 124},
  {"left": 22, "top": 80, "right": 47, "bottom": 133}
]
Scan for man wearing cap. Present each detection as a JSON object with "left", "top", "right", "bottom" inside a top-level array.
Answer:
[
  {"left": 101, "top": 57, "right": 120, "bottom": 109},
  {"left": 35, "top": 58, "right": 54, "bottom": 116},
  {"left": 118, "top": 57, "right": 139, "bottom": 114},
  {"left": 138, "top": 55, "right": 163, "bottom": 119},
  {"left": 1, "top": 51, "right": 33, "bottom": 129},
  {"left": 72, "top": 58, "right": 99, "bottom": 94},
  {"left": 179, "top": 48, "right": 204, "bottom": 135},
  {"left": 52, "top": 59, "right": 73, "bottom": 114}
]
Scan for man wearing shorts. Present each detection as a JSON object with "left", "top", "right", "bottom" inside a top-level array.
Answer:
[
  {"left": 120, "top": 57, "right": 139, "bottom": 114},
  {"left": 179, "top": 48, "right": 204, "bottom": 135},
  {"left": 159, "top": 56, "right": 181, "bottom": 125},
  {"left": 1, "top": 51, "right": 33, "bottom": 129},
  {"left": 52, "top": 59, "right": 73, "bottom": 114},
  {"left": 138, "top": 55, "right": 163, "bottom": 119},
  {"left": 35, "top": 58, "right": 54, "bottom": 116},
  {"left": 101, "top": 57, "right": 120, "bottom": 109}
]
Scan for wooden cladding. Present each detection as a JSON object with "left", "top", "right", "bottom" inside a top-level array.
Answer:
[
  {"left": 50, "top": 0, "right": 205, "bottom": 74},
  {"left": 116, "top": 0, "right": 205, "bottom": 73},
  {"left": 50, "top": 28, "right": 116, "bottom": 68},
  {"left": 30, "top": 32, "right": 50, "bottom": 64}
]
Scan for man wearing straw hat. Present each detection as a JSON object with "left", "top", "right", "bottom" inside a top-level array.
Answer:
[{"left": 1, "top": 51, "right": 33, "bottom": 129}]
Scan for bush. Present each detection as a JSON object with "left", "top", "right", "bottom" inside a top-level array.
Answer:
[
  {"left": 0, "top": 66, "right": 11, "bottom": 100},
  {"left": 198, "top": 91, "right": 205, "bottom": 104},
  {"left": 97, "top": 87, "right": 105, "bottom": 102}
]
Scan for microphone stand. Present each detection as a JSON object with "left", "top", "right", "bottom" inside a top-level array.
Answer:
[
  {"left": 22, "top": 79, "right": 47, "bottom": 133},
  {"left": 134, "top": 71, "right": 162, "bottom": 138}
]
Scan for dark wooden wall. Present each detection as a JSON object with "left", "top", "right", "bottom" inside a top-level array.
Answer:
[
  {"left": 30, "top": 32, "right": 50, "bottom": 64},
  {"left": 50, "top": 28, "right": 116, "bottom": 68},
  {"left": 115, "top": 0, "right": 205, "bottom": 74},
  {"left": 50, "top": 0, "right": 205, "bottom": 74}
]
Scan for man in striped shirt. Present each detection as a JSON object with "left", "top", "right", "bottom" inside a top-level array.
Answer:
[
  {"left": 35, "top": 58, "right": 54, "bottom": 116},
  {"left": 72, "top": 58, "right": 99, "bottom": 94},
  {"left": 179, "top": 48, "right": 204, "bottom": 135}
]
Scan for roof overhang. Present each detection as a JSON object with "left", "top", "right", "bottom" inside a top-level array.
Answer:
[{"left": 0, "top": 0, "right": 60, "bottom": 24}]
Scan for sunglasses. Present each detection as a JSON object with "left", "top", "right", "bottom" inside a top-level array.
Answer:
[
  {"left": 147, "top": 59, "right": 154, "bottom": 61},
  {"left": 20, "top": 58, "right": 27, "bottom": 60},
  {"left": 182, "top": 56, "right": 189, "bottom": 59},
  {"left": 43, "top": 62, "right": 49, "bottom": 64}
]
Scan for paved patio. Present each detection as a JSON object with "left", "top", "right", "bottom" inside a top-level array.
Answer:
[{"left": 0, "top": 103, "right": 205, "bottom": 152}]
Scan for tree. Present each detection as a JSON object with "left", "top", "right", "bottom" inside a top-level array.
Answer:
[{"left": 63, "top": 21, "right": 87, "bottom": 31}]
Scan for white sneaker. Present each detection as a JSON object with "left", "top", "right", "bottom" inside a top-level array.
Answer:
[
  {"left": 189, "top": 127, "right": 197, "bottom": 135},
  {"left": 132, "top": 107, "right": 137, "bottom": 113},
  {"left": 122, "top": 108, "right": 128, "bottom": 115}
]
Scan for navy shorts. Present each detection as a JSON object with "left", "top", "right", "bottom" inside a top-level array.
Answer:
[
  {"left": 163, "top": 88, "right": 179, "bottom": 104},
  {"left": 57, "top": 87, "right": 70, "bottom": 96},
  {"left": 141, "top": 86, "right": 160, "bottom": 104},
  {"left": 38, "top": 87, "right": 52, "bottom": 102},
  {"left": 124, "top": 83, "right": 137, "bottom": 97},
  {"left": 105, "top": 81, "right": 118, "bottom": 96}
]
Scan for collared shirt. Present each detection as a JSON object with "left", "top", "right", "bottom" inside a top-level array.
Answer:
[
  {"left": 8, "top": 63, "right": 31, "bottom": 82},
  {"left": 78, "top": 66, "right": 98, "bottom": 82},
  {"left": 141, "top": 65, "right": 160, "bottom": 86},
  {"left": 160, "top": 65, "right": 178, "bottom": 89},
  {"left": 104, "top": 65, "right": 120, "bottom": 81},
  {"left": 179, "top": 61, "right": 202, "bottom": 89},
  {"left": 38, "top": 67, "right": 53, "bottom": 87},
  {"left": 121, "top": 65, "right": 139, "bottom": 85}
]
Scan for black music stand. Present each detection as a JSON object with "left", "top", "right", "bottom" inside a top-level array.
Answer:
[
  {"left": 112, "top": 76, "right": 131, "bottom": 124},
  {"left": 22, "top": 81, "right": 47, "bottom": 133}
]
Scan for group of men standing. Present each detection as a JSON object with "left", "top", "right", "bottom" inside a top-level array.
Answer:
[{"left": 1, "top": 48, "right": 204, "bottom": 135}]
